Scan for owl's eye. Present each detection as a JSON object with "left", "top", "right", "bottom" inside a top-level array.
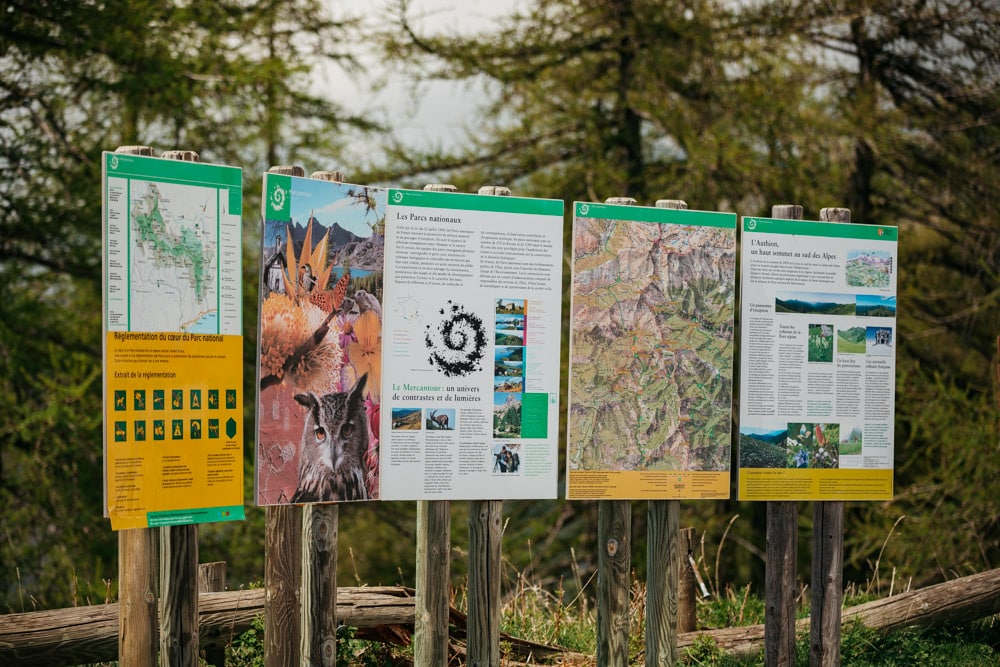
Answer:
[
  {"left": 314, "top": 427, "right": 326, "bottom": 442},
  {"left": 340, "top": 422, "right": 355, "bottom": 438}
]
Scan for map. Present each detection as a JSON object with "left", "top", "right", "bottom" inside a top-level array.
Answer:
[
  {"left": 103, "top": 152, "right": 241, "bottom": 336},
  {"left": 129, "top": 181, "right": 219, "bottom": 333},
  {"left": 568, "top": 207, "right": 736, "bottom": 474}
]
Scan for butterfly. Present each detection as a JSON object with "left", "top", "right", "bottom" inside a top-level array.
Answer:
[{"left": 310, "top": 269, "right": 351, "bottom": 314}]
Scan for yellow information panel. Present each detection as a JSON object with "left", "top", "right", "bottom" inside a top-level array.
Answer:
[
  {"left": 567, "top": 470, "right": 729, "bottom": 500},
  {"left": 105, "top": 333, "right": 244, "bottom": 529},
  {"left": 739, "top": 468, "right": 892, "bottom": 501}
]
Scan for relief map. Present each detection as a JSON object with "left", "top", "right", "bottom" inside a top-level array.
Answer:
[{"left": 568, "top": 213, "right": 736, "bottom": 473}]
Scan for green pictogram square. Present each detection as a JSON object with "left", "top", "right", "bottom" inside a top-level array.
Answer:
[
  {"left": 208, "top": 389, "right": 219, "bottom": 409},
  {"left": 153, "top": 390, "right": 165, "bottom": 410},
  {"left": 114, "top": 391, "right": 127, "bottom": 411},
  {"left": 153, "top": 420, "right": 165, "bottom": 440}
]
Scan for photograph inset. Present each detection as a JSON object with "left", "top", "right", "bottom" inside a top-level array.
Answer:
[
  {"left": 787, "top": 422, "right": 840, "bottom": 469},
  {"left": 494, "top": 346, "right": 524, "bottom": 377},
  {"left": 839, "top": 424, "right": 863, "bottom": 457},
  {"left": 495, "top": 298, "right": 525, "bottom": 315},
  {"left": 426, "top": 408, "right": 455, "bottom": 430},
  {"left": 808, "top": 323, "right": 834, "bottom": 363},
  {"left": 738, "top": 424, "right": 787, "bottom": 469},
  {"left": 390, "top": 407, "right": 421, "bottom": 430},
  {"left": 496, "top": 313, "right": 525, "bottom": 331},
  {"left": 496, "top": 330, "right": 525, "bottom": 346},
  {"left": 856, "top": 294, "right": 896, "bottom": 317},
  {"left": 493, "top": 392, "right": 522, "bottom": 438},
  {"left": 492, "top": 442, "right": 522, "bottom": 473},
  {"left": 494, "top": 376, "right": 524, "bottom": 392},
  {"left": 846, "top": 250, "right": 892, "bottom": 288},
  {"left": 775, "top": 291, "right": 855, "bottom": 316},
  {"left": 866, "top": 326, "right": 893, "bottom": 355},
  {"left": 836, "top": 326, "right": 866, "bottom": 354}
]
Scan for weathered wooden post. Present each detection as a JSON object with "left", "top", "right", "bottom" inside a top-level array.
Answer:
[
  {"left": 764, "top": 203, "right": 803, "bottom": 667},
  {"left": 466, "top": 184, "right": 512, "bottom": 667},
  {"left": 115, "top": 144, "right": 160, "bottom": 667},
  {"left": 595, "top": 195, "right": 637, "bottom": 667},
  {"left": 264, "top": 164, "right": 306, "bottom": 667},
  {"left": 157, "top": 148, "right": 202, "bottom": 667},
  {"left": 300, "top": 169, "right": 346, "bottom": 667},
  {"left": 643, "top": 197, "right": 688, "bottom": 667},
  {"left": 809, "top": 207, "right": 851, "bottom": 667},
  {"left": 198, "top": 561, "right": 227, "bottom": 667},
  {"left": 413, "top": 183, "right": 458, "bottom": 667},
  {"left": 677, "top": 527, "right": 698, "bottom": 633}
]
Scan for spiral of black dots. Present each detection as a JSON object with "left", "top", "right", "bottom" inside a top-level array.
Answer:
[{"left": 425, "top": 301, "right": 488, "bottom": 377}]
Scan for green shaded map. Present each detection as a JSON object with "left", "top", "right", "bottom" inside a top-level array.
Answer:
[
  {"left": 568, "top": 217, "right": 735, "bottom": 472},
  {"left": 130, "top": 181, "right": 218, "bottom": 332}
]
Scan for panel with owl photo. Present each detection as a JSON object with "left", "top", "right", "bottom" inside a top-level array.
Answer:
[{"left": 256, "top": 174, "right": 386, "bottom": 504}]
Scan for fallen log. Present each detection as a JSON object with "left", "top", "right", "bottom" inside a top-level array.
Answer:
[
  {"left": 675, "top": 567, "right": 1000, "bottom": 657},
  {"left": 3, "top": 569, "right": 1000, "bottom": 666},
  {"left": 0, "top": 586, "right": 415, "bottom": 667}
]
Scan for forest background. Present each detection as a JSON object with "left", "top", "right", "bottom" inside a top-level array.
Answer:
[{"left": 1, "top": 0, "right": 998, "bottom": 612}]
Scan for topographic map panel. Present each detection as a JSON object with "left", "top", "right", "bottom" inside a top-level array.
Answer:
[
  {"left": 129, "top": 180, "right": 218, "bottom": 333},
  {"left": 568, "top": 211, "right": 736, "bottom": 473}
]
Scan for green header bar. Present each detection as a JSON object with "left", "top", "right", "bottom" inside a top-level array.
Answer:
[
  {"left": 389, "top": 188, "right": 563, "bottom": 217},
  {"left": 743, "top": 217, "right": 898, "bottom": 241},
  {"left": 105, "top": 152, "right": 242, "bottom": 215},
  {"left": 147, "top": 504, "right": 245, "bottom": 527},
  {"left": 574, "top": 201, "right": 736, "bottom": 228}
]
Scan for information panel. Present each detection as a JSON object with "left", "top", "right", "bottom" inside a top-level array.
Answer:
[
  {"left": 737, "top": 217, "right": 898, "bottom": 500},
  {"left": 566, "top": 202, "right": 737, "bottom": 499},
  {"left": 102, "top": 152, "right": 244, "bottom": 529},
  {"left": 256, "top": 174, "right": 385, "bottom": 504},
  {"left": 379, "top": 189, "right": 564, "bottom": 500}
]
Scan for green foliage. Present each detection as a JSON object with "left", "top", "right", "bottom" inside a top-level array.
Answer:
[
  {"left": 837, "top": 617, "right": 1000, "bottom": 667},
  {"left": 336, "top": 624, "right": 405, "bottom": 667},
  {"left": 698, "top": 584, "right": 765, "bottom": 629},
  {"left": 226, "top": 614, "right": 264, "bottom": 667}
]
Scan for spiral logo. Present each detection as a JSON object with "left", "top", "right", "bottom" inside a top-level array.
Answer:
[
  {"left": 425, "top": 301, "right": 487, "bottom": 377},
  {"left": 110, "top": 156, "right": 119, "bottom": 170},
  {"left": 579, "top": 203, "right": 589, "bottom": 215},
  {"left": 270, "top": 185, "right": 286, "bottom": 212},
  {"left": 746, "top": 219, "right": 757, "bottom": 230},
  {"left": 392, "top": 190, "right": 404, "bottom": 203}
]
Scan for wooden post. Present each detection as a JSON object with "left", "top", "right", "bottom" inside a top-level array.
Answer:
[
  {"left": 465, "top": 183, "right": 512, "bottom": 667},
  {"left": 764, "top": 203, "right": 803, "bottom": 667},
  {"left": 298, "top": 168, "right": 346, "bottom": 667},
  {"left": 414, "top": 182, "right": 458, "bottom": 667},
  {"left": 198, "top": 562, "right": 227, "bottom": 667},
  {"left": 264, "top": 165, "right": 306, "bottom": 667},
  {"left": 809, "top": 207, "right": 851, "bottom": 667},
  {"left": 114, "top": 144, "right": 159, "bottom": 667},
  {"left": 645, "top": 198, "right": 688, "bottom": 667},
  {"left": 595, "top": 195, "right": 637, "bottom": 667},
  {"left": 158, "top": 148, "right": 202, "bottom": 667},
  {"left": 677, "top": 527, "right": 698, "bottom": 633},
  {"left": 598, "top": 500, "right": 632, "bottom": 666}
]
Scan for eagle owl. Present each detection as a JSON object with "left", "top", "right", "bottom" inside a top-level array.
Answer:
[{"left": 291, "top": 373, "right": 369, "bottom": 502}]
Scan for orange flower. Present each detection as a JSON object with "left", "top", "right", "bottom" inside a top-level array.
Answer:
[{"left": 347, "top": 310, "right": 381, "bottom": 399}]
